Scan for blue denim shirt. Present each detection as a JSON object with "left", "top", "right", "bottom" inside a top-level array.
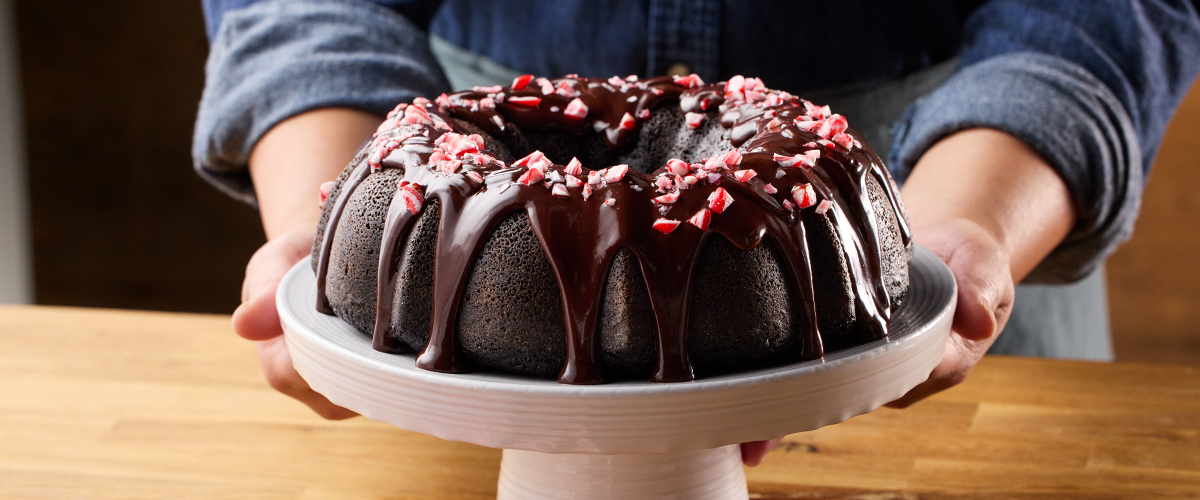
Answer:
[{"left": 195, "top": 0, "right": 1200, "bottom": 282}]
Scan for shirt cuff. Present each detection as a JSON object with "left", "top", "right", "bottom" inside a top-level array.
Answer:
[
  {"left": 192, "top": 0, "right": 450, "bottom": 205},
  {"left": 889, "top": 52, "right": 1143, "bottom": 283}
]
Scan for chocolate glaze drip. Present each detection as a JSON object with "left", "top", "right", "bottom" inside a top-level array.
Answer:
[{"left": 315, "top": 75, "right": 911, "bottom": 384}]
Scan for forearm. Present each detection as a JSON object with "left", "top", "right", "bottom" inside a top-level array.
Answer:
[
  {"left": 249, "top": 108, "right": 382, "bottom": 239},
  {"left": 901, "top": 128, "right": 1076, "bottom": 281}
]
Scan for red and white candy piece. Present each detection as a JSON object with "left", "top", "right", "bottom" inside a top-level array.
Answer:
[
  {"left": 317, "top": 181, "right": 336, "bottom": 208},
  {"left": 763, "top": 183, "right": 777, "bottom": 194},
  {"left": 725, "top": 75, "right": 745, "bottom": 94},
  {"left": 564, "top": 98, "right": 588, "bottom": 120},
  {"left": 832, "top": 132, "right": 855, "bottom": 150},
  {"left": 439, "top": 158, "right": 462, "bottom": 175},
  {"left": 666, "top": 158, "right": 690, "bottom": 176},
  {"left": 587, "top": 170, "right": 603, "bottom": 186},
  {"left": 603, "top": 198, "right": 616, "bottom": 207},
  {"left": 508, "top": 96, "right": 542, "bottom": 107},
  {"left": 552, "top": 183, "right": 570, "bottom": 198},
  {"left": 804, "top": 102, "right": 831, "bottom": 120},
  {"left": 720, "top": 148, "right": 743, "bottom": 167},
  {"left": 517, "top": 168, "right": 544, "bottom": 186},
  {"left": 773, "top": 153, "right": 805, "bottom": 168},
  {"left": 815, "top": 199, "right": 833, "bottom": 215},
  {"left": 473, "top": 85, "right": 503, "bottom": 93},
  {"left": 653, "top": 218, "right": 681, "bottom": 234},
  {"left": 732, "top": 170, "right": 757, "bottom": 182},
  {"left": 637, "top": 109, "right": 651, "bottom": 119},
  {"left": 707, "top": 187, "right": 734, "bottom": 214},
  {"left": 618, "top": 112, "right": 636, "bottom": 130},
  {"left": 466, "top": 171, "right": 484, "bottom": 183},
  {"left": 688, "top": 208, "right": 712, "bottom": 230},
  {"left": 816, "top": 114, "right": 848, "bottom": 139},
  {"left": 565, "top": 174, "right": 583, "bottom": 189},
  {"left": 794, "top": 118, "right": 821, "bottom": 132},
  {"left": 655, "top": 175, "right": 675, "bottom": 192},
  {"left": 673, "top": 73, "right": 705, "bottom": 88},
  {"left": 514, "top": 150, "right": 546, "bottom": 167},
  {"left": 702, "top": 158, "right": 725, "bottom": 172},
  {"left": 512, "top": 74, "right": 533, "bottom": 90},
  {"left": 654, "top": 191, "right": 680, "bottom": 204},
  {"left": 791, "top": 183, "right": 817, "bottom": 209},
  {"left": 564, "top": 157, "right": 583, "bottom": 176},
  {"left": 685, "top": 112, "right": 705, "bottom": 129},
  {"left": 582, "top": 183, "right": 594, "bottom": 201},
  {"left": 397, "top": 181, "right": 425, "bottom": 214},
  {"left": 801, "top": 149, "right": 820, "bottom": 168},
  {"left": 605, "top": 164, "right": 629, "bottom": 183}
]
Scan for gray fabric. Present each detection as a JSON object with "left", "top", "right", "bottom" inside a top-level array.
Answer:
[
  {"left": 429, "top": 34, "right": 522, "bottom": 92},
  {"left": 991, "top": 267, "right": 1112, "bottom": 361},
  {"left": 192, "top": 0, "right": 451, "bottom": 205},
  {"left": 890, "top": 52, "right": 1143, "bottom": 284}
]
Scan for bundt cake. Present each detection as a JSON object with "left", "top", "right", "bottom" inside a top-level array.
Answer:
[{"left": 312, "top": 74, "right": 912, "bottom": 384}]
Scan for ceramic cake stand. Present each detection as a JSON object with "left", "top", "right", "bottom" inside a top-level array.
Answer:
[{"left": 277, "top": 245, "right": 955, "bottom": 499}]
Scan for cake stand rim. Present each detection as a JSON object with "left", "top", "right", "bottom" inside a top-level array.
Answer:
[{"left": 278, "top": 245, "right": 954, "bottom": 397}]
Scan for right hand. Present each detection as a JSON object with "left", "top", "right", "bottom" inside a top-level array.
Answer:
[{"left": 231, "top": 223, "right": 358, "bottom": 420}]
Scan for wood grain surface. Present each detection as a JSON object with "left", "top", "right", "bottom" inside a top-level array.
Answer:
[{"left": 1, "top": 305, "right": 1197, "bottom": 499}]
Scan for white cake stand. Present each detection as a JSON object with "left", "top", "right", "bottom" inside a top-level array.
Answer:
[{"left": 278, "top": 245, "right": 955, "bottom": 499}]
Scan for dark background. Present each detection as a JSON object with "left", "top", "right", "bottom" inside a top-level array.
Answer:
[
  {"left": 15, "top": 0, "right": 263, "bottom": 313},
  {"left": 10, "top": 0, "right": 1200, "bottom": 363}
]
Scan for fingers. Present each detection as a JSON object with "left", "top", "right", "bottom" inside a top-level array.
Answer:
[
  {"left": 258, "top": 336, "right": 358, "bottom": 420},
  {"left": 740, "top": 437, "right": 783, "bottom": 466},
  {"left": 886, "top": 219, "right": 1013, "bottom": 408},
  {"left": 232, "top": 224, "right": 317, "bottom": 341}
]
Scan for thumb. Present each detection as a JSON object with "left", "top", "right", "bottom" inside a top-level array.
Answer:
[{"left": 232, "top": 224, "right": 316, "bottom": 341}]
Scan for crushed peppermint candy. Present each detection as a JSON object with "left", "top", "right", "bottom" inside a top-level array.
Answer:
[
  {"left": 604, "top": 198, "right": 616, "bottom": 207},
  {"left": 815, "top": 199, "right": 833, "bottom": 215},
  {"left": 708, "top": 187, "right": 734, "bottom": 214},
  {"left": 473, "top": 85, "right": 503, "bottom": 93},
  {"left": 832, "top": 132, "right": 855, "bottom": 149},
  {"left": 517, "top": 168, "right": 544, "bottom": 186},
  {"left": 763, "top": 183, "right": 778, "bottom": 194},
  {"left": 666, "top": 158, "right": 690, "bottom": 176},
  {"left": 673, "top": 73, "right": 705, "bottom": 88},
  {"left": 466, "top": 171, "right": 484, "bottom": 183},
  {"left": 582, "top": 183, "right": 594, "bottom": 200},
  {"left": 564, "top": 157, "right": 583, "bottom": 176},
  {"left": 397, "top": 181, "right": 425, "bottom": 214},
  {"left": 318, "top": 181, "right": 336, "bottom": 208},
  {"left": 605, "top": 164, "right": 629, "bottom": 183},
  {"left": 720, "top": 149, "right": 743, "bottom": 166},
  {"left": 511, "top": 74, "right": 533, "bottom": 91},
  {"left": 552, "top": 183, "right": 570, "bottom": 197},
  {"left": 618, "top": 112, "right": 637, "bottom": 130},
  {"left": 564, "top": 98, "right": 588, "bottom": 120},
  {"left": 565, "top": 174, "right": 583, "bottom": 188},
  {"left": 732, "top": 170, "right": 757, "bottom": 182},
  {"left": 685, "top": 112, "right": 705, "bottom": 129},
  {"left": 514, "top": 150, "right": 546, "bottom": 167},
  {"left": 508, "top": 96, "right": 542, "bottom": 107},
  {"left": 816, "top": 114, "right": 848, "bottom": 139},
  {"left": 654, "top": 191, "right": 680, "bottom": 204},
  {"left": 655, "top": 175, "right": 675, "bottom": 192},
  {"left": 637, "top": 109, "right": 651, "bottom": 119},
  {"left": 791, "top": 183, "right": 817, "bottom": 209},
  {"left": 653, "top": 218, "right": 681, "bottom": 234},
  {"left": 688, "top": 208, "right": 712, "bottom": 230}
]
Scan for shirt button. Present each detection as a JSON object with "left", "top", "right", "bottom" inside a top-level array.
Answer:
[{"left": 667, "top": 63, "right": 690, "bottom": 77}]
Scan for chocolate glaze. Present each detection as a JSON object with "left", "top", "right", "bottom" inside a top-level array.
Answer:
[{"left": 315, "top": 74, "right": 911, "bottom": 384}]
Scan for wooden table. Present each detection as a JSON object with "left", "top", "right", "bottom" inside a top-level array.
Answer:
[{"left": 1, "top": 306, "right": 1197, "bottom": 499}]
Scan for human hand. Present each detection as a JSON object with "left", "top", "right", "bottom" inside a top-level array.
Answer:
[
  {"left": 886, "top": 218, "right": 1013, "bottom": 407},
  {"left": 231, "top": 223, "right": 358, "bottom": 420}
]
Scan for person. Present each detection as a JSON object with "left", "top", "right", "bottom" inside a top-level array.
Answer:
[{"left": 194, "top": 0, "right": 1200, "bottom": 466}]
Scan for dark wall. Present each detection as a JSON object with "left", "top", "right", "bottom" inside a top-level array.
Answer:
[{"left": 15, "top": 0, "right": 265, "bottom": 313}]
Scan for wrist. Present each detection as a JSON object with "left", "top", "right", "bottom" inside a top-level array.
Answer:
[
  {"left": 900, "top": 128, "right": 1075, "bottom": 281},
  {"left": 249, "top": 107, "right": 382, "bottom": 239}
]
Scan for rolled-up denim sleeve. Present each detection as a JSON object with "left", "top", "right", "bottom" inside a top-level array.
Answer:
[
  {"left": 889, "top": 0, "right": 1200, "bottom": 283},
  {"left": 193, "top": 0, "right": 450, "bottom": 204}
]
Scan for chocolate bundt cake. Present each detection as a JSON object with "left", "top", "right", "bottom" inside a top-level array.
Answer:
[{"left": 312, "top": 74, "right": 912, "bottom": 384}]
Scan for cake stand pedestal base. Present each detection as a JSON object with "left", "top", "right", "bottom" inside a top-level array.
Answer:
[{"left": 498, "top": 446, "right": 747, "bottom": 500}]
